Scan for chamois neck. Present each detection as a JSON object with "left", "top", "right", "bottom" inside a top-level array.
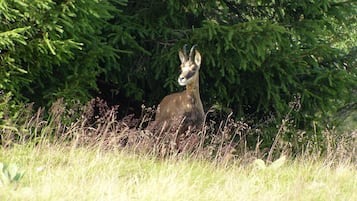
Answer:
[{"left": 185, "top": 73, "right": 200, "bottom": 98}]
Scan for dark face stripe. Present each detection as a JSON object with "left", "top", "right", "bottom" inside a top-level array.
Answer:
[
  {"left": 180, "top": 61, "right": 199, "bottom": 81},
  {"left": 185, "top": 70, "right": 196, "bottom": 79}
]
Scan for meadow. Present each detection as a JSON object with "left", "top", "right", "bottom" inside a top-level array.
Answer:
[{"left": 1, "top": 142, "right": 356, "bottom": 201}]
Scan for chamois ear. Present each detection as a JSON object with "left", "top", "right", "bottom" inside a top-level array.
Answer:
[
  {"left": 194, "top": 50, "right": 201, "bottom": 66},
  {"left": 179, "top": 51, "right": 186, "bottom": 63}
]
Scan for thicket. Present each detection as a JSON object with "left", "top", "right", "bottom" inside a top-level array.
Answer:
[{"left": 1, "top": 0, "right": 356, "bottom": 153}]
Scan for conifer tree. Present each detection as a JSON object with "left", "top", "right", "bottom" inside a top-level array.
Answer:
[
  {"left": 105, "top": 1, "right": 356, "bottom": 120},
  {"left": 1, "top": 0, "right": 356, "bottom": 146},
  {"left": 0, "top": 0, "right": 125, "bottom": 106}
]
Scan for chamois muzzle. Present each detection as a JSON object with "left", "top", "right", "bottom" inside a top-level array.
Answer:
[{"left": 178, "top": 69, "right": 196, "bottom": 86}]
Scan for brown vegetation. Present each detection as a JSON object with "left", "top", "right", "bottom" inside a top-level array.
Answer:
[{"left": 1, "top": 98, "right": 356, "bottom": 164}]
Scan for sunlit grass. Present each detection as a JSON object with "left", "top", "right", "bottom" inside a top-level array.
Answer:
[{"left": 1, "top": 143, "right": 356, "bottom": 201}]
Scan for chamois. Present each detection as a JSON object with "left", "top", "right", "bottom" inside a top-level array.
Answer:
[{"left": 155, "top": 45, "right": 204, "bottom": 131}]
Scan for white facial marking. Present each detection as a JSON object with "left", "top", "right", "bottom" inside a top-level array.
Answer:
[{"left": 178, "top": 65, "right": 196, "bottom": 86}]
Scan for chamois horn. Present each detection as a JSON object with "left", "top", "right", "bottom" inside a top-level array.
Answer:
[
  {"left": 189, "top": 44, "right": 197, "bottom": 60},
  {"left": 183, "top": 44, "right": 188, "bottom": 59}
]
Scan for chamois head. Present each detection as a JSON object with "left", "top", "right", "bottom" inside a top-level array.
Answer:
[{"left": 178, "top": 45, "right": 201, "bottom": 86}]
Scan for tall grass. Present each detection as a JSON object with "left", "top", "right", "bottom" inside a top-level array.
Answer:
[
  {"left": 0, "top": 98, "right": 356, "bottom": 200},
  {"left": 2, "top": 98, "right": 356, "bottom": 163},
  {"left": 1, "top": 143, "right": 356, "bottom": 201}
]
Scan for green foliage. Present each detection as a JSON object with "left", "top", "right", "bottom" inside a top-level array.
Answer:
[
  {"left": 0, "top": 162, "right": 24, "bottom": 186},
  {"left": 0, "top": 0, "right": 126, "bottom": 107},
  {"left": 103, "top": 0, "right": 356, "bottom": 125},
  {"left": 0, "top": 0, "right": 356, "bottom": 150}
]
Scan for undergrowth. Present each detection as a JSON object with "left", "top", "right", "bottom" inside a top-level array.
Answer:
[{"left": 1, "top": 97, "right": 356, "bottom": 165}]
